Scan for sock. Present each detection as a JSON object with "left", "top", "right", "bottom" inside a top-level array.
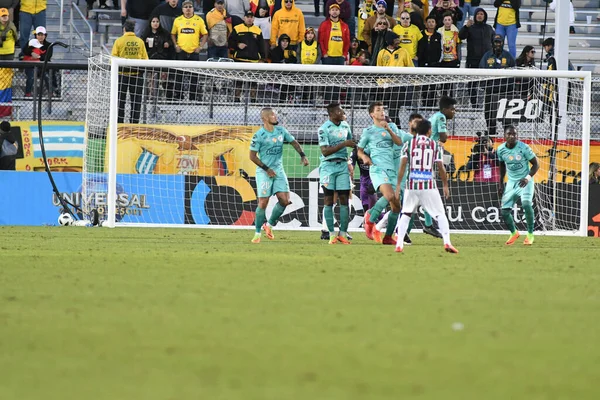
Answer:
[
  {"left": 339, "top": 205, "right": 349, "bottom": 236},
  {"left": 321, "top": 207, "right": 328, "bottom": 231},
  {"left": 436, "top": 214, "right": 451, "bottom": 246},
  {"left": 407, "top": 214, "right": 414, "bottom": 234},
  {"left": 501, "top": 208, "right": 516, "bottom": 233},
  {"left": 268, "top": 202, "right": 286, "bottom": 226},
  {"left": 385, "top": 212, "right": 399, "bottom": 237},
  {"left": 255, "top": 207, "right": 266, "bottom": 233},
  {"left": 376, "top": 211, "right": 390, "bottom": 231},
  {"left": 424, "top": 211, "right": 433, "bottom": 227},
  {"left": 324, "top": 205, "right": 334, "bottom": 233},
  {"left": 523, "top": 203, "right": 535, "bottom": 234},
  {"left": 369, "top": 197, "right": 389, "bottom": 224},
  {"left": 395, "top": 214, "right": 411, "bottom": 249}
]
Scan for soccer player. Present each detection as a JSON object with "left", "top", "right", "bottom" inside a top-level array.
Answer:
[
  {"left": 358, "top": 101, "right": 403, "bottom": 245},
  {"left": 318, "top": 103, "right": 356, "bottom": 244},
  {"left": 249, "top": 108, "right": 309, "bottom": 243},
  {"left": 497, "top": 125, "right": 539, "bottom": 245},
  {"left": 423, "top": 95, "right": 457, "bottom": 239},
  {"left": 394, "top": 119, "right": 457, "bottom": 253}
]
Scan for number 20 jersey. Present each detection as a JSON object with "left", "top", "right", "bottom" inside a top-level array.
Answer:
[{"left": 401, "top": 135, "right": 443, "bottom": 190}]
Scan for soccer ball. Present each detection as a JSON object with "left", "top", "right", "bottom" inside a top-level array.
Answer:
[{"left": 58, "top": 213, "right": 74, "bottom": 226}]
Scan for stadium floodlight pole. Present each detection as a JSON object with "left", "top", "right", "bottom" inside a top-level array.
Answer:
[{"left": 36, "top": 41, "right": 78, "bottom": 218}]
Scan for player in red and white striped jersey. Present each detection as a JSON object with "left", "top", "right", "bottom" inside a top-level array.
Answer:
[{"left": 394, "top": 119, "right": 458, "bottom": 254}]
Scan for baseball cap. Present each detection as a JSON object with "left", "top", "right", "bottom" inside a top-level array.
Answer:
[
  {"left": 215, "top": 0, "right": 224, "bottom": 3},
  {"left": 329, "top": 3, "right": 340, "bottom": 9},
  {"left": 28, "top": 38, "right": 43, "bottom": 48},
  {"left": 0, "top": 8, "right": 8, "bottom": 17},
  {"left": 182, "top": 0, "right": 194, "bottom": 6},
  {"left": 492, "top": 34, "right": 503, "bottom": 43},
  {"left": 244, "top": 10, "right": 254, "bottom": 17},
  {"left": 305, "top": 27, "right": 315, "bottom": 35},
  {"left": 35, "top": 26, "right": 47, "bottom": 35},
  {"left": 376, "top": 0, "right": 387, "bottom": 8}
]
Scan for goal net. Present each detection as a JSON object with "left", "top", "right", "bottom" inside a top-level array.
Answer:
[{"left": 83, "top": 54, "right": 591, "bottom": 235}]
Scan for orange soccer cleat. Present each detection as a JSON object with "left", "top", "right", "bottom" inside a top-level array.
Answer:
[
  {"left": 364, "top": 210, "right": 375, "bottom": 240},
  {"left": 262, "top": 223, "right": 275, "bottom": 240},
  {"left": 336, "top": 236, "right": 351, "bottom": 245},
  {"left": 505, "top": 231, "right": 520, "bottom": 245},
  {"left": 444, "top": 244, "right": 459, "bottom": 254},
  {"left": 373, "top": 228, "right": 383, "bottom": 243}
]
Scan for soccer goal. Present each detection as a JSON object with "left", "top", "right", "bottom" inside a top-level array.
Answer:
[{"left": 83, "top": 54, "right": 592, "bottom": 235}]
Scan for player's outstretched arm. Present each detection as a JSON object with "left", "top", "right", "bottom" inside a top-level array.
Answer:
[
  {"left": 436, "top": 160, "right": 450, "bottom": 199},
  {"left": 249, "top": 150, "right": 276, "bottom": 177},
  {"left": 519, "top": 156, "right": 540, "bottom": 188},
  {"left": 290, "top": 140, "right": 309, "bottom": 166}
]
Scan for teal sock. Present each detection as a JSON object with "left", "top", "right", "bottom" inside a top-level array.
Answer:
[
  {"left": 369, "top": 197, "right": 389, "bottom": 224},
  {"left": 268, "top": 202, "right": 286, "bottom": 226},
  {"left": 324, "top": 205, "right": 334, "bottom": 233},
  {"left": 523, "top": 204, "right": 535, "bottom": 234},
  {"left": 339, "top": 205, "right": 349, "bottom": 235},
  {"left": 407, "top": 214, "right": 414, "bottom": 234},
  {"left": 255, "top": 207, "right": 266, "bottom": 233},
  {"left": 424, "top": 211, "right": 433, "bottom": 227},
  {"left": 501, "top": 208, "right": 516, "bottom": 233},
  {"left": 385, "top": 212, "right": 399, "bottom": 237}
]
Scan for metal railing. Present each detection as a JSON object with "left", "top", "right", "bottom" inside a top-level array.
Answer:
[{"left": 68, "top": 2, "right": 94, "bottom": 57}]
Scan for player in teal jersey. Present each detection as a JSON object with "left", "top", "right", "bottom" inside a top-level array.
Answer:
[
  {"left": 424, "top": 95, "right": 457, "bottom": 239},
  {"left": 318, "top": 103, "right": 356, "bottom": 244},
  {"left": 249, "top": 108, "right": 309, "bottom": 243},
  {"left": 357, "top": 101, "right": 403, "bottom": 245},
  {"left": 497, "top": 125, "right": 539, "bottom": 245}
]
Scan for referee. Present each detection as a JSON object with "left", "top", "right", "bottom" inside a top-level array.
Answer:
[{"left": 112, "top": 20, "right": 149, "bottom": 124}]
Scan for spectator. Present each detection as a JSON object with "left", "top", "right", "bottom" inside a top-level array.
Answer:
[
  {"left": 171, "top": 0, "right": 207, "bottom": 101},
  {"left": 362, "top": 0, "right": 395, "bottom": 55},
  {"left": 479, "top": 34, "right": 515, "bottom": 136},
  {"left": 227, "top": 0, "right": 247, "bottom": 19},
  {"left": 121, "top": 0, "right": 160, "bottom": 38},
  {"left": 589, "top": 162, "right": 600, "bottom": 185},
  {"left": 0, "top": 120, "right": 17, "bottom": 170},
  {"left": 0, "top": 0, "right": 18, "bottom": 23},
  {"left": 368, "top": 17, "right": 389, "bottom": 65},
  {"left": 206, "top": 0, "right": 231, "bottom": 59},
  {"left": 142, "top": 16, "right": 173, "bottom": 60},
  {"left": 459, "top": 8, "right": 493, "bottom": 69},
  {"left": 357, "top": 0, "right": 376, "bottom": 50},
  {"left": 271, "top": 33, "right": 296, "bottom": 63},
  {"left": 271, "top": 0, "right": 305, "bottom": 50},
  {"left": 150, "top": 0, "right": 182, "bottom": 35},
  {"left": 0, "top": 7, "right": 17, "bottom": 60},
  {"left": 229, "top": 10, "right": 263, "bottom": 102},
  {"left": 350, "top": 49, "right": 368, "bottom": 65},
  {"left": 465, "top": 133, "right": 499, "bottom": 182},
  {"left": 437, "top": 12, "right": 460, "bottom": 97},
  {"left": 318, "top": 3, "right": 350, "bottom": 65},
  {"left": 429, "top": 0, "right": 462, "bottom": 29},
  {"left": 516, "top": 45, "right": 535, "bottom": 67},
  {"left": 493, "top": 0, "right": 519, "bottom": 58},
  {"left": 23, "top": 38, "right": 43, "bottom": 97},
  {"left": 396, "top": 0, "right": 425, "bottom": 30},
  {"left": 459, "top": 0, "right": 481, "bottom": 29},
  {"left": 348, "top": 37, "right": 364, "bottom": 64},
  {"left": 417, "top": 15, "right": 442, "bottom": 107},
  {"left": 19, "top": 0, "right": 47, "bottom": 56},
  {"left": 111, "top": 20, "right": 149, "bottom": 124},
  {"left": 549, "top": 0, "right": 575, "bottom": 34},
  {"left": 23, "top": 26, "right": 58, "bottom": 97},
  {"left": 393, "top": 10, "right": 422, "bottom": 65},
  {"left": 297, "top": 27, "right": 321, "bottom": 64},
  {"left": 250, "top": 0, "right": 275, "bottom": 58},
  {"left": 325, "top": 0, "right": 354, "bottom": 40},
  {"left": 542, "top": 37, "right": 574, "bottom": 71}
]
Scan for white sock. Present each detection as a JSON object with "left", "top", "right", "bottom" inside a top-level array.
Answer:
[
  {"left": 395, "top": 214, "right": 411, "bottom": 249},
  {"left": 436, "top": 214, "right": 451, "bottom": 246},
  {"left": 376, "top": 211, "right": 390, "bottom": 232}
]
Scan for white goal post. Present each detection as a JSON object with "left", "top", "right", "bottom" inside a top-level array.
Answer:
[{"left": 83, "top": 54, "right": 592, "bottom": 235}]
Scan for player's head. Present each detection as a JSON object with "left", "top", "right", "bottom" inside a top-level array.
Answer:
[
  {"left": 368, "top": 101, "right": 386, "bottom": 121},
  {"left": 439, "top": 95, "right": 456, "bottom": 119},
  {"left": 260, "top": 108, "right": 278, "bottom": 125},
  {"left": 415, "top": 119, "right": 432, "bottom": 137},
  {"left": 408, "top": 113, "right": 423, "bottom": 134},
  {"left": 504, "top": 125, "right": 517, "bottom": 146},
  {"left": 326, "top": 103, "right": 345, "bottom": 123}
]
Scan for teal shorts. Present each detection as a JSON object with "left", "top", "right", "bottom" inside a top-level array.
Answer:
[
  {"left": 256, "top": 168, "right": 289, "bottom": 198},
  {"left": 370, "top": 165, "right": 397, "bottom": 191},
  {"left": 501, "top": 179, "right": 535, "bottom": 209},
  {"left": 319, "top": 159, "right": 351, "bottom": 191}
]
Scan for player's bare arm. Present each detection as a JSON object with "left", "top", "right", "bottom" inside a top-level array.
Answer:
[
  {"left": 498, "top": 161, "right": 506, "bottom": 197},
  {"left": 519, "top": 157, "right": 539, "bottom": 188},
  {"left": 250, "top": 150, "right": 276, "bottom": 177},
  {"left": 436, "top": 160, "right": 450, "bottom": 199},
  {"left": 395, "top": 157, "right": 408, "bottom": 200},
  {"left": 439, "top": 131, "right": 448, "bottom": 143},
  {"left": 357, "top": 147, "right": 372, "bottom": 165},
  {"left": 291, "top": 140, "right": 309, "bottom": 166}
]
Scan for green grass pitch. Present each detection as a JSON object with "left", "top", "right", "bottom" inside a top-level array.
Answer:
[{"left": 1, "top": 226, "right": 599, "bottom": 400}]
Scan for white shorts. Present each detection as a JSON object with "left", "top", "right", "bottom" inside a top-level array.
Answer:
[
  {"left": 402, "top": 189, "right": 445, "bottom": 217},
  {"left": 254, "top": 17, "right": 271, "bottom": 40}
]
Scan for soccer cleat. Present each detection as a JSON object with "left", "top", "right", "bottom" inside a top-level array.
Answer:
[
  {"left": 505, "top": 231, "right": 520, "bottom": 245},
  {"left": 373, "top": 228, "right": 383, "bottom": 243},
  {"left": 404, "top": 234, "right": 412, "bottom": 246},
  {"left": 262, "top": 223, "right": 274, "bottom": 240},
  {"left": 320, "top": 230, "right": 330, "bottom": 240},
  {"left": 346, "top": 233, "right": 353, "bottom": 241},
  {"left": 395, "top": 246, "right": 403, "bottom": 253},
  {"left": 524, "top": 233, "right": 535, "bottom": 246},
  {"left": 337, "top": 236, "right": 351, "bottom": 245},
  {"left": 251, "top": 233, "right": 261, "bottom": 244},
  {"left": 423, "top": 224, "right": 443, "bottom": 239},
  {"left": 382, "top": 235, "right": 396, "bottom": 245},
  {"left": 364, "top": 210, "right": 375, "bottom": 240},
  {"left": 444, "top": 244, "right": 459, "bottom": 253},
  {"left": 328, "top": 236, "right": 339, "bottom": 245}
]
